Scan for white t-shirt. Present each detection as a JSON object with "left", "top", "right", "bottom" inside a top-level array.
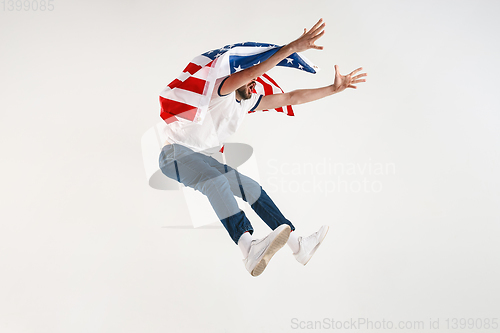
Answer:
[{"left": 163, "top": 77, "right": 263, "bottom": 155}]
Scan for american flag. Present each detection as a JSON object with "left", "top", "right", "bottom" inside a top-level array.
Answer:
[{"left": 159, "top": 42, "right": 319, "bottom": 125}]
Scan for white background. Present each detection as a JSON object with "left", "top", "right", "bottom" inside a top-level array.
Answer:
[{"left": 1, "top": 0, "right": 499, "bottom": 332}]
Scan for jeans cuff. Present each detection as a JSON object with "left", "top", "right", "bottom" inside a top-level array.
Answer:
[{"left": 221, "top": 210, "right": 254, "bottom": 244}]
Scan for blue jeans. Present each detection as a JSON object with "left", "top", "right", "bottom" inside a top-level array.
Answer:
[{"left": 158, "top": 143, "right": 295, "bottom": 244}]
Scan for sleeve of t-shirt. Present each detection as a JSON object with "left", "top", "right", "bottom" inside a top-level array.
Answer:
[
  {"left": 241, "top": 92, "right": 263, "bottom": 112},
  {"left": 212, "top": 76, "right": 263, "bottom": 112},
  {"left": 213, "top": 76, "right": 232, "bottom": 98}
]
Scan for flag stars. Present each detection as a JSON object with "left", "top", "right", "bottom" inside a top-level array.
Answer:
[
  {"left": 286, "top": 58, "right": 294, "bottom": 64},
  {"left": 298, "top": 63, "right": 304, "bottom": 69},
  {"left": 215, "top": 53, "right": 222, "bottom": 58},
  {"left": 234, "top": 65, "right": 243, "bottom": 72}
]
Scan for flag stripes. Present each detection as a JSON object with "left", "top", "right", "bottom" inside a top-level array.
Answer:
[{"left": 160, "top": 42, "right": 317, "bottom": 125}]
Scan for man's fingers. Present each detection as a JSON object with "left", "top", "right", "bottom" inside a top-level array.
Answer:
[
  {"left": 293, "top": 20, "right": 325, "bottom": 52},
  {"left": 309, "top": 22, "right": 325, "bottom": 38},
  {"left": 311, "top": 29, "right": 325, "bottom": 41},
  {"left": 332, "top": 64, "right": 365, "bottom": 90},
  {"left": 309, "top": 32, "right": 325, "bottom": 48},
  {"left": 353, "top": 73, "right": 367, "bottom": 80},
  {"left": 311, "top": 22, "right": 325, "bottom": 33},
  {"left": 309, "top": 18, "right": 324, "bottom": 33},
  {"left": 349, "top": 67, "right": 363, "bottom": 76},
  {"left": 301, "top": 23, "right": 325, "bottom": 50}
]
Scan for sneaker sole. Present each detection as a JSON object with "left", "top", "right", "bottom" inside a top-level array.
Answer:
[
  {"left": 251, "top": 225, "right": 291, "bottom": 277},
  {"left": 303, "top": 225, "right": 329, "bottom": 266}
]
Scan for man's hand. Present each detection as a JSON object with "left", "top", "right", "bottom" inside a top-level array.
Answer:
[
  {"left": 219, "top": 19, "right": 326, "bottom": 96},
  {"left": 287, "top": 18, "right": 326, "bottom": 53},
  {"left": 332, "top": 65, "right": 367, "bottom": 93},
  {"left": 255, "top": 65, "right": 367, "bottom": 111}
]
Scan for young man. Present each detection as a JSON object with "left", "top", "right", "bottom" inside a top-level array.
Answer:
[{"left": 159, "top": 18, "right": 367, "bottom": 277}]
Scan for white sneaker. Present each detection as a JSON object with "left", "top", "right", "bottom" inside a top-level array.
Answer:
[
  {"left": 294, "top": 225, "right": 329, "bottom": 266},
  {"left": 243, "top": 224, "right": 291, "bottom": 277}
]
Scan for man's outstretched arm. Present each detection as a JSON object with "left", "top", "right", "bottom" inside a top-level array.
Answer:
[
  {"left": 219, "top": 18, "right": 326, "bottom": 96},
  {"left": 255, "top": 65, "right": 367, "bottom": 111}
]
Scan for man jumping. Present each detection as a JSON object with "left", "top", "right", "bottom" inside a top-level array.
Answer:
[{"left": 159, "top": 18, "right": 367, "bottom": 277}]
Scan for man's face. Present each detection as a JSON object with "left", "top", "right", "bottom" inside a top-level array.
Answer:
[{"left": 236, "top": 78, "right": 256, "bottom": 100}]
